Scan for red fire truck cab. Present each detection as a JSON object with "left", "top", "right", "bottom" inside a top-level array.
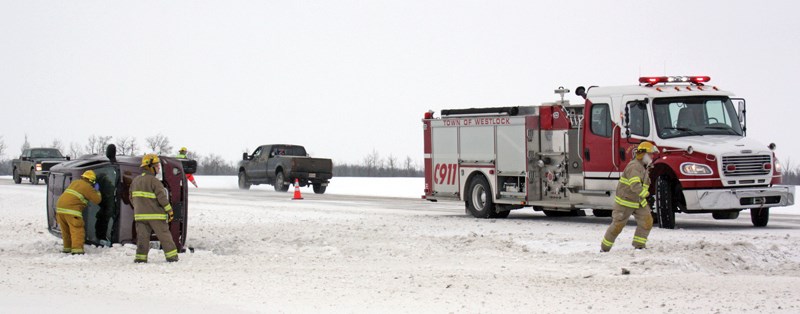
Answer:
[{"left": 422, "top": 76, "right": 795, "bottom": 228}]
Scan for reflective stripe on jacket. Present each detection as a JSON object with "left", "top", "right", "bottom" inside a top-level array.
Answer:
[
  {"left": 130, "top": 172, "right": 173, "bottom": 221},
  {"left": 615, "top": 159, "right": 651, "bottom": 209},
  {"left": 56, "top": 178, "right": 101, "bottom": 216}
]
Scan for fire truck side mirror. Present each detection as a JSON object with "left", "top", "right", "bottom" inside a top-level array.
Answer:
[
  {"left": 575, "top": 86, "right": 587, "bottom": 99},
  {"left": 623, "top": 105, "right": 631, "bottom": 138}
]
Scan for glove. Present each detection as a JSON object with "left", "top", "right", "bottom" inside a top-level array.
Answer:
[
  {"left": 167, "top": 210, "right": 174, "bottom": 222},
  {"left": 93, "top": 183, "right": 100, "bottom": 191},
  {"left": 647, "top": 195, "right": 656, "bottom": 206}
]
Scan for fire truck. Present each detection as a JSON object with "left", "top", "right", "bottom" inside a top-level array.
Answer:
[{"left": 422, "top": 76, "right": 795, "bottom": 228}]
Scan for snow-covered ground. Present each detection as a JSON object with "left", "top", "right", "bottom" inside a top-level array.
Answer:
[{"left": 1, "top": 176, "right": 800, "bottom": 313}]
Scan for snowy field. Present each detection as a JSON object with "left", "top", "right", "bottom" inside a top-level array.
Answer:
[{"left": 1, "top": 176, "right": 800, "bottom": 313}]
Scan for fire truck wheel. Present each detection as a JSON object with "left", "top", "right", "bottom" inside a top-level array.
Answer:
[
  {"left": 13, "top": 168, "right": 21, "bottom": 184},
  {"left": 592, "top": 209, "right": 612, "bottom": 217},
  {"left": 274, "top": 171, "right": 289, "bottom": 192},
  {"left": 750, "top": 208, "right": 769, "bottom": 227},
  {"left": 655, "top": 175, "right": 676, "bottom": 229},
  {"left": 466, "top": 176, "right": 495, "bottom": 218},
  {"left": 238, "top": 171, "right": 251, "bottom": 190},
  {"left": 312, "top": 183, "right": 327, "bottom": 194}
]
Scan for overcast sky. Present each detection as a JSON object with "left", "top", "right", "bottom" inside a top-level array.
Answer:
[{"left": 2, "top": 1, "right": 799, "bottom": 166}]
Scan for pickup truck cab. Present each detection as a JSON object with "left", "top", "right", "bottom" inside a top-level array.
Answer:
[
  {"left": 238, "top": 144, "right": 333, "bottom": 194},
  {"left": 12, "top": 148, "right": 70, "bottom": 185}
]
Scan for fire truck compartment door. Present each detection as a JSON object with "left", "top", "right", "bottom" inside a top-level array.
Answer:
[
  {"left": 460, "top": 126, "right": 495, "bottom": 163},
  {"left": 432, "top": 127, "right": 459, "bottom": 196},
  {"left": 496, "top": 125, "right": 525, "bottom": 174}
]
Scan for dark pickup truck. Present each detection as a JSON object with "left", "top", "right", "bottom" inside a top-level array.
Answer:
[
  {"left": 12, "top": 148, "right": 70, "bottom": 185},
  {"left": 238, "top": 144, "right": 333, "bottom": 194}
]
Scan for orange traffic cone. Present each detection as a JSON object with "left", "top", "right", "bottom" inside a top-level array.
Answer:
[{"left": 292, "top": 178, "right": 304, "bottom": 200}]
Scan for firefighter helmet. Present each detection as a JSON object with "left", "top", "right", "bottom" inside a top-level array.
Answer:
[
  {"left": 635, "top": 142, "right": 658, "bottom": 160},
  {"left": 179, "top": 147, "right": 187, "bottom": 154},
  {"left": 141, "top": 154, "right": 160, "bottom": 168},
  {"left": 81, "top": 170, "right": 97, "bottom": 183}
]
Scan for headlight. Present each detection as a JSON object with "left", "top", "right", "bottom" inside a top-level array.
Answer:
[
  {"left": 35, "top": 164, "right": 42, "bottom": 171},
  {"left": 775, "top": 158, "right": 782, "bottom": 173},
  {"left": 680, "top": 162, "right": 713, "bottom": 176}
]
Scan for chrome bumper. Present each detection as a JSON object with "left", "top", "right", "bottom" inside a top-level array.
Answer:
[{"left": 683, "top": 186, "right": 795, "bottom": 210}]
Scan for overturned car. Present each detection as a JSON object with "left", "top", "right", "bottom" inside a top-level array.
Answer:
[{"left": 46, "top": 146, "right": 197, "bottom": 252}]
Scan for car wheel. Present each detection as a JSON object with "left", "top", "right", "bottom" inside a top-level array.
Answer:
[
  {"left": 238, "top": 171, "right": 251, "bottom": 190},
  {"left": 13, "top": 168, "right": 21, "bottom": 184},
  {"left": 30, "top": 169, "right": 38, "bottom": 185},
  {"left": 312, "top": 183, "right": 326, "bottom": 194},
  {"left": 466, "top": 175, "right": 495, "bottom": 218},
  {"left": 274, "top": 171, "right": 289, "bottom": 192},
  {"left": 655, "top": 175, "right": 676, "bottom": 229},
  {"left": 751, "top": 208, "right": 769, "bottom": 227}
]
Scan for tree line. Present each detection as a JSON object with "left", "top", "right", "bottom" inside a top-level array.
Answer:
[{"left": 0, "top": 136, "right": 423, "bottom": 177}]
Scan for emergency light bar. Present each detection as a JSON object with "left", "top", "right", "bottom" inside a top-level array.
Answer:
[{"left": 639, "top": 76, "right": 711, "bottom": 86}]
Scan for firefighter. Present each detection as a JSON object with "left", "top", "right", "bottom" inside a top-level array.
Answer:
[
  {"left": 55, "top": 170, "right": 102, "bottom": 254},
  {"left": 177, "top": 147, "right": 198, "bottom": 188},
  {"left": 601, "top": 142, "right": 657, "bottom": 252},
  {"left": 131, "top": 153, "right": 179, "bottom": 263}
]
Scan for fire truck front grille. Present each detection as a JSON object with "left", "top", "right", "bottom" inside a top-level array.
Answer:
[{"left": 722, "top": 155, "right": 771, "bottom": 177}]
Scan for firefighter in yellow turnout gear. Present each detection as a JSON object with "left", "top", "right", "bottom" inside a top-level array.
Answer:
[
  {"left": 131, "top": 154, "right": 179, "bottom": 263},
  {"left": 55, "top": 170, "right": 102, "bottom": 254},
  {"left": 601, "top": 142, "right": 658, "bottom": 252}
]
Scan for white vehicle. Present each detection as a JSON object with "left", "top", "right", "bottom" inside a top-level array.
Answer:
[{"left": 422, "top": 76, "right": 795, "bottom": 228}]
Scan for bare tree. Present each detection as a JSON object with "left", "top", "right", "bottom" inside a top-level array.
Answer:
[
  {"left": 68, "top": 142, "right": 84, "bottom": 158},
  {"left": 50, "top": 138, "right": 63, "bottom": 151},
  {"left": 86, "top": 135, "right": 113, "bottom": 154},
  {"left": 21, "top": 134, "right": 30, "bottom": 153},
  {"left": 197, "top": 153, "right": 236, "bottom": 175},
  {"left": 386, "top": 154, "right": 398, "bottom": 174},
  {"left": 116, "top": 136, "right": 139, "bottom": 156},
  {"left": 145, "top": 134, "right": 172, "bottom": 155},
  {"left": 404, "top": 156, "right": 415, "bottom": 176},
  {"left": 86, "top": 136, "right": 98, "bottom": 154},
  {"left": 0, "top": 136, "right": 6, "bottom": 159},
  {"left": 362, "top": 149, "right": 381, "bottom": 176}
]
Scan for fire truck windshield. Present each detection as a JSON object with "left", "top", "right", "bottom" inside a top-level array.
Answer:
[{"left": 653, "top": 96, "right": 744, "bottom": 139}]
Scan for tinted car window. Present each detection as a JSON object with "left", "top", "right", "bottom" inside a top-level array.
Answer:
[
  {"left": 628, "top": 102, "right": 650, "bottom": 137},
  {"left": 31, "top": 149, "right": 63, "bottom": 158},
  {"left": 590, "top": 103, "right": 613, "bottom": 137}
]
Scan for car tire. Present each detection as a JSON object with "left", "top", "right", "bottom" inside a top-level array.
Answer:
[
  {"left": 312, "top": 183, "right": 326, "bottom": 194},
  {"left": 655, "top": 175, "right": 676, "bottom": 229},
  {"left": 30, "top": 169, "right": 38, "bottom": 185},
  {"left": 238, "top": 171, "right": 251, "bottom": 190},
  {"left": 274, "top": 171, "right": 289, "bottom": 192},
  {"left": 751, "top": 208, "right": 769, "bottom": 227},
  {"left": 592, "top": 209, "right": 612, "bottom": 217},
  {"left": 13, "top": 168, "right": 21, "bottom": 184},
  {"left": 466, "top": 175, "right": 495, "bottom": 218}
]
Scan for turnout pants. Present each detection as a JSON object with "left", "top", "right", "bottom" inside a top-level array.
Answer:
[
  {"left": 56, "top": 213, "right": 85, "bottom": 254},
  {"left": 135, "top": 220, "right": 178, "bottom": 262},
  {"left": 601, "top": 203, "right": 653, "bottom": 251}
]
